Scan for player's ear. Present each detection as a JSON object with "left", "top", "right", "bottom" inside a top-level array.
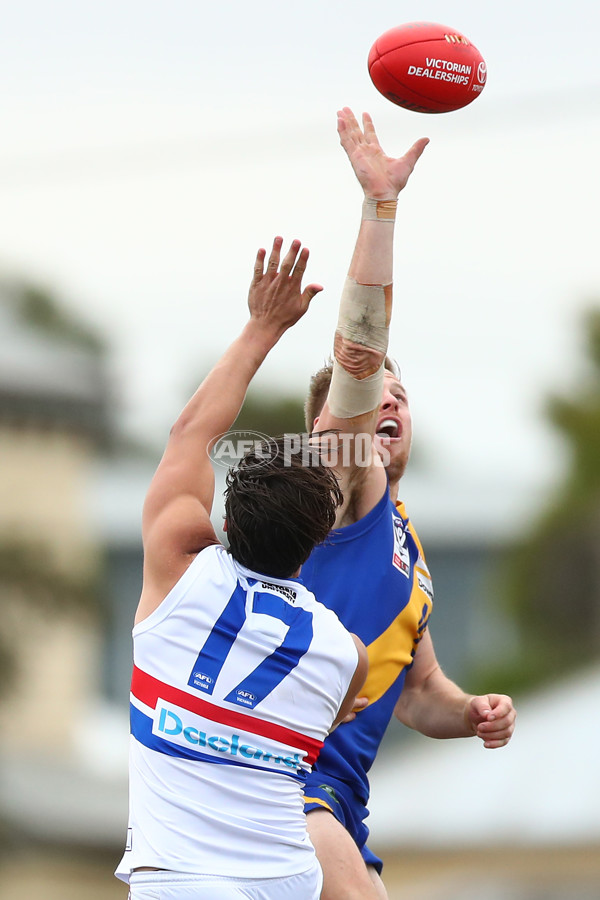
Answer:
[
  {"left": 223, "top": 518, "right": 228, "bottom": 533},
  {"left": 312, "top": 416, "right": 320, "bottom": 431}
]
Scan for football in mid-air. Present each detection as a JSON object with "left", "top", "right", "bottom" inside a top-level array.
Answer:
[{"left": 368, "top": 22, "right": 487, "bottom": 113}]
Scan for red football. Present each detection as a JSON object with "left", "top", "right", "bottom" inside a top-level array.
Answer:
[{"left": 368, "top": 22, "right": 487, "bottom": 113}]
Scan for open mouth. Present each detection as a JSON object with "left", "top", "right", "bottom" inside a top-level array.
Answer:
[{"left": 376, "top": 417, "right": 401, "bottom": 439}]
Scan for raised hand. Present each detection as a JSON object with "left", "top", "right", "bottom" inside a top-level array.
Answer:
[
  {"left": 248, "top": 236, "right": 323, "bottom": 339},
  {"left": 337, "top": 106, "right": 429, "bottom": 200}
]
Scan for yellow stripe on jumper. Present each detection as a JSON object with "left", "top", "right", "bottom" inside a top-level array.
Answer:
[
  {"left": 360, "top": 502, "right": 433, "bottom": 705},
  {"left": 303, "top": 796, "right": 333, "bottom": 812},
  {"left": 361, "top": 585, "right": 428, "bottom": 704}
]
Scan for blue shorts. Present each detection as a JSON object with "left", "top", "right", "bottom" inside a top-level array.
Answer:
[{"left": 303, "top": 773, "right": 383, "bottom": 875}]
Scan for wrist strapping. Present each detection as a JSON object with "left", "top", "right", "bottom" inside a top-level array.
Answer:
[
  {"left": 362, "top": 197, "right": 398, "bottom": 222},
  {"left": 328, "top": 360, "right": 385, "bottom": 419}
]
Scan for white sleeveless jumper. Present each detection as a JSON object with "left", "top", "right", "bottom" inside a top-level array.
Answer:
[{"left": 116, "top": 544, "right": 358, "bottom": 882}]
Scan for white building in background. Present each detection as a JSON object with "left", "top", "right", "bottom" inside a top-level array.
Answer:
[
  {"left": 0, "top": 297, "right": 109, "bottom": 758},
  {"left": 369, "top": 663, "right": 600, "bottom": 852},
  {"left": 0, "top": 294, "right": 127, "bottom": 851}
]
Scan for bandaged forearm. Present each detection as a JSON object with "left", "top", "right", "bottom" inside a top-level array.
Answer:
[
  {"left": 336, "top": 277, "right": 391, "bottom": 354},
  {"left": 327, "top": 276, "right": 391, "bottom": 418}
]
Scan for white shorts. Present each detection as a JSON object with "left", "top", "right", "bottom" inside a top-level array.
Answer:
[{"left": 128, "top": 864, "right": 323, "bottom": 900}]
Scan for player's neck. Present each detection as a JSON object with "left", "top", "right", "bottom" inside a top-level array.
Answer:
[{"left": 388, "top": 478, "right": 400, "bottom": 504}]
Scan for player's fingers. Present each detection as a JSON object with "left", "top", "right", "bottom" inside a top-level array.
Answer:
[
  {"left": 337, "top": 107, "right": 360, "bottom": 145},
  {"left": 483, "top": 736, "right": 511, "bottom": 749},
  {"left": 338, "top": 106, "right": 358, "bottom": 126},
  {"left": 362, "top": 112, "right": 380, "bottom": 146},
  {"left": 484, "top": 699, "right": 516, "bottom": 732},
  {"left": 478, "top": 720, "right": 514, "bottom": 740},
  {"left": 301, "top": 283, "right": 324, "bottom": 305},
  {"left": 477, "top": 718, "right": 515, "bottom": 750},
  {"left": 403, "top": 137, "right": 430, "bottom": 170},
  {"left": 336, "top": 109, "right": 348, "bottom": 128},
  {"left": 478, "top": 722, "right": 513, "bottom": 748},
  {"left": 266, "top": 236, "right": 284, "bottom": 273},
  {"left": 288, "top": 245, "right": 309, "bottom": 281},
  {"left": 252, "top": 247, "right": 266, "bottom": 282},
  {"left": 489, "top": 694, "right": 515, "bottom": 714},
  {"left": 338, "top": 693, "right": 368, "bottom": 725},
  {"left": 279, "top": 239, "right": 302, "bottom": 278},
  {"left": 469, "top": 695, "right": 493, "bottom": 722},
  {"left": 337, "top": 119, "right": 357, "bottom": 151}
]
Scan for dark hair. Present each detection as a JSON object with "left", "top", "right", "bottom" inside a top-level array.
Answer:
[
  {"left": 224, "top": 436, "right": 343, "bottom": 578},
  {"left": 304, "top": 355, "right": 401, "bottom": 431}
]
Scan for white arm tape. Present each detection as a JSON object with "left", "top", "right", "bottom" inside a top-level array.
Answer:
[
  {"left": 336, "top": 276, "right": 389, "bottom": 355},
  {"left": 362, "top": 197, "right": 398, "bottom": 221},
  {"left": 328, "top": 359, "right": 385, "bottom": 419}
]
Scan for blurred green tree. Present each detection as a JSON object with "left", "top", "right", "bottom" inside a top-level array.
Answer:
[
  {"left": 3, "top": 279, "right": 106, "bottom": 354},
  {"left": 476, "top": 306, "right": 600, "bottom": 696},
  {"left": 232, "top": 389, "right": 306, "bottom": 436}
]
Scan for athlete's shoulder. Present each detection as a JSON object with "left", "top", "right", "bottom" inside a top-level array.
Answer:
[{"left": 395, "top": 499, "right": 408, "bottom": 517}]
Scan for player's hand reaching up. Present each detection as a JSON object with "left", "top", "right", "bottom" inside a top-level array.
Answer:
[
  {"left": 248, "top": 236, "right": 323, "bottom": 341},
  {"left": 337, "top": 106, "right": 429, "bottom": 200}
]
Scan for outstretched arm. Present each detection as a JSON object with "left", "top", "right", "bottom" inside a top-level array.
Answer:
[
  {"left": 137, "top": 238, "right": 322, "bottom": 622},
  {"left": 315, "top": 108, "right": 428, "bottom": 524},
  {"left": 394, "top": 631, "right": 516, "bottom": 748}
]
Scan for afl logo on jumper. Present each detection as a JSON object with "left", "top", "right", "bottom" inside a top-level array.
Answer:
[
  {"left": 191, "top": 672, "right": 214, "bottom": 691},
  {"left": 392, "top": 517, "right": 410, "bottom": 578}
]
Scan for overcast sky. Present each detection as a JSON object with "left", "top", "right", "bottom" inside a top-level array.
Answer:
[{"left": 1, "top": 0, "right": 599, "bottom": 521}]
